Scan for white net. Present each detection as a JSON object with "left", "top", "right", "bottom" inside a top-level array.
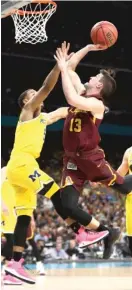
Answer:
[{"left": 11, "top": 2, "right": 57, "bottom": 44}]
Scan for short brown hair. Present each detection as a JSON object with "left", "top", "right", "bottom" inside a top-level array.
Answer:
[
  {"left": 18, "top": 89, "right": 30, "bottom": 108},
  {"left": 100, "top": 69, "right": 116, "bottom": 99}
]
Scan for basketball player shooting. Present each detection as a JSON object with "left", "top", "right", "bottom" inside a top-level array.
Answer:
[{"left": 54, "top": 42, "right": 132, "bottom": 258}]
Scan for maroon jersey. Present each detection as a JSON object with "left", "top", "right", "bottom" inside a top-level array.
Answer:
[{"left": 63, "top": 107, "right": 102, "bottom": 153}]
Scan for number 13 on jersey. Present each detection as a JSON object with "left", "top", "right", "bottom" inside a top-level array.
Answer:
[{"left": 69, "top": 118, "right": 82, "bottom": 132}]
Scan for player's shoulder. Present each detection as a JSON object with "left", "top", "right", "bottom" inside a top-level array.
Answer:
[
  {"left": 128, "top": 146, "right": 132, "bottom": 156},
  {"left": 40, "top": 112, "right": 49, "bottom": 123},
  {"left": 126, "top": 147, "right": 132, "bottom": 153},
  {"left": 124, "top": 147, "right": 132, "bottom": 158}
]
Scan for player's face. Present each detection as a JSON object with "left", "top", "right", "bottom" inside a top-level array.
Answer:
[
  {"left": 88, "top": 73, "right": 103, "bottom": 88},
  {"left": 25, "top": 89, "right": 44, "bottom": 109},
  {"left": 23, "top": 89, "right": 37, "bottom": 104}
]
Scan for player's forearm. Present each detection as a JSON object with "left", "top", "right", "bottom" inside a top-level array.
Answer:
[
  {"left": 61, "top": 69, "right": 79, "bottom": 105},
  {"left": 27, "top": 64, "right": 60, "bottom": 110},
  {"left": 47, "top": 107, "right": 68, "bottom": 125},
  {"left": 67, "top": 70, "right": 85, "bottom": 94},
  {"left": 43, "top": 64, "right": 60, "bottom": 93},
  {"left": 68, "top": 45, "right": 92, "bottom": 71},
  {"left": 61, "top": 69, "right": 104, "bottom": 112},
  {"left": 117, "top": 164, "right": 128, "bottom": 176}
]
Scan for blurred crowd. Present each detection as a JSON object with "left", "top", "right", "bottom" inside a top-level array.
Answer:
[{"left": 22, "top": 151, "right": 131, "bottom": 262}]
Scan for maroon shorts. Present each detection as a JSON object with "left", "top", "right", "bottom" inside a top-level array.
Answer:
[{"left": 61, "top": 147, "right": 124, "bottom": 192}]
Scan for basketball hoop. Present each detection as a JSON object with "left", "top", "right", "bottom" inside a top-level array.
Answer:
[{"left": 11, "top": 0, "right": 57, "bottom": 44}]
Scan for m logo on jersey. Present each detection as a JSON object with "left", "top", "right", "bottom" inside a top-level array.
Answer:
[{"left": 29, "top": 170, "right": 41, "bottom": 182}]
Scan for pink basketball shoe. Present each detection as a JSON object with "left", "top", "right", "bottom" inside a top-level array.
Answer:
[
  {"left": 5, "top": 259, "right": 35, "bottom": 284},
  {"left": 76, "top": 228, "right": 109, "bottom": 248},
  {"left": 3, "top": 274, "right": 23, "bottom": 285}
]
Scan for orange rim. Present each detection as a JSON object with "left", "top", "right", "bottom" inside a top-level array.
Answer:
[{"left": 15, "top": 0, "right": 57, "bottom": 15}]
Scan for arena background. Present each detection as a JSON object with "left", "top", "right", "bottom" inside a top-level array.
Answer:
[{"left": 1, "top": 1, "right": 132, "bottom": 288}]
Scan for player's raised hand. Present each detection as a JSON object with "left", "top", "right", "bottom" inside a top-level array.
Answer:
[
  {"left": 61, "top": 41, "right": 70, "bottom": 58},
  {"left": 54, "top": 48, "right": 67, "bottom": 71},
  {"left": 61, "top": 41, "right": 74, "bottom": 61}
]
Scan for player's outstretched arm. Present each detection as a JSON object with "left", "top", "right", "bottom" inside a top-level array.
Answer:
[
  {"left": 25, "top": 43, "right": 71, "bottom": 112},
  {"left": 117, "top": 149, "right": 129, "bottom": 176},
  {"left": 67, "top": 44, "right": 106, "bottom": 71},
  {"left": 46, "top": 107, "right": 68, "bottom": 125},
  {"left": 26, "top": 64, "right": 60, "bottom": 111}
]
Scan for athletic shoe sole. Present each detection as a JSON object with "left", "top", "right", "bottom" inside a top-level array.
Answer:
[
  {"left": 4, "top": 280, "right": 22, "bottom": 285},
  {"left": 5, "top": 267, "right": 35, "bottom": 284},
  {"left": 78, "top": 230, "right": 109, "bottom": 249}
]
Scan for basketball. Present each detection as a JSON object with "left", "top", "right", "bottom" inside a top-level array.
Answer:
[{"left": 90, "top": 21, "right": 118, "bottom": 48}]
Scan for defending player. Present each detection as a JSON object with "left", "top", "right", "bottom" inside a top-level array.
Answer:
[
  {"left": 4, "top": 43, "right": 71, "bottom": 284},
  {"left": 54, "top": 43, "right": 132, "bottom": 258},
  {"left": 117, "top": 147, "right": 132, "bottom": 256}
]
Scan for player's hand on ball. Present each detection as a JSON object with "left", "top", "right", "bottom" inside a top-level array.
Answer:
[{"left": 88, "top": 44, "right": 107, "bottom": 51}]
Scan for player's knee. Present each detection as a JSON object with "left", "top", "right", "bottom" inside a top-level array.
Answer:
[
  {"left": 17, "top": 215, "right": 31, "bottom": 227},
  {"left": 51, "top": 191, "right": 68, "bottom": 220},
  {"left": 14, "top": 216, "right": 31, "bottom": 248},
  {"left": 61, "top": 186, "right": 79, "bottom": 215},
  {"left": 113, "top": 175, "right": 132, "bottom": 195}
]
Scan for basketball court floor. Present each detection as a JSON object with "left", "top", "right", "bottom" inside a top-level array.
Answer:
[{"left": 3, "top": 261, "right": 132, "bottom": 290}]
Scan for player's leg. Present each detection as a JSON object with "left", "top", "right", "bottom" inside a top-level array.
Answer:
[
  {"left": 1, "top": 234, "right": 23, "bottom": 285},
  {"left": 28, "top": 238, "right": 46, "bottom": 275},
  {"left": 1, "top": 181, "right": 23, "bottom": 285},
  {"left": 36, "top": 171, "right": 86, "bottom": 240},
  {"left": 59, "top": 159, "right": 109, "bottom": 247},
  {"left": 77, "top": 150, "right": 122, "bottom": 258},
  {"left": 112, "top": 175, "right": 132, "bottom": 195},
  {"left": 35, "top": 165, "right": 108, "bottom": 248},
  {"left": 61, "top": 185, "right": 109, "bottom": 247},
  {"left": 1, "top": 234, "right": 13, "bottom": 262},
  {"left": 29, "top": 165, "right": 82, "bottom": 237},
  {"left": 5, "top": 162, "right": 57, "bottom": 283},
  {"left": 51, "top": 190, "right": 82, "bottom": 235},
  {"left": 27, "top": 215, "right": 46, "bottom": 275},
  {"left": 4, "top": 186, "right": 36, "bottom": 284},
  {"left": 126, "top": 193, "right": 132, "bottom": 256},
  {"left": 5, "top": 163, "right": 56, "bottom": 282}
]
